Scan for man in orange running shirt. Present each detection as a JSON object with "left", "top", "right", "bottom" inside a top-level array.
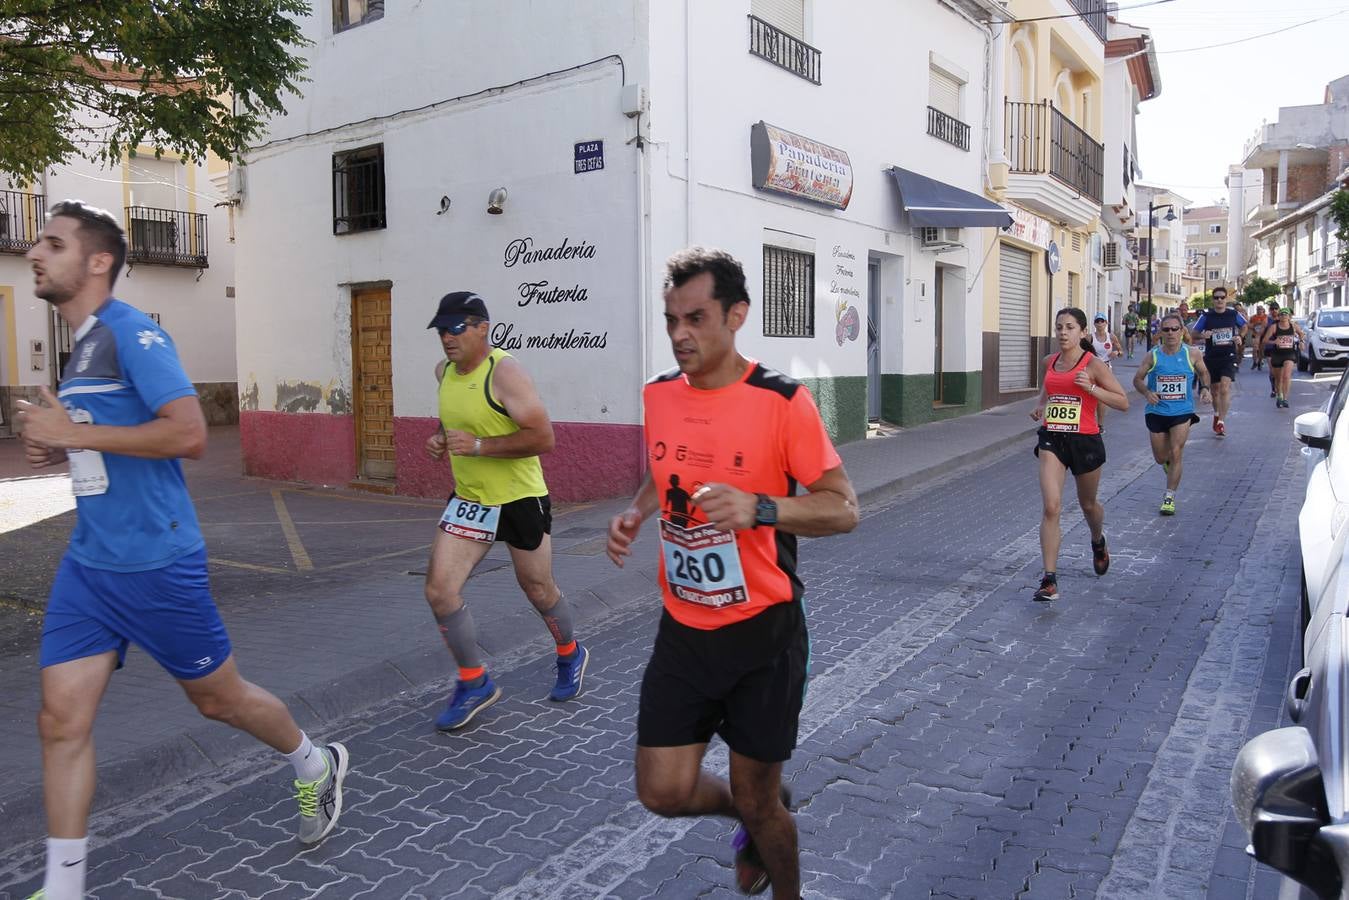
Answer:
[{"left": 607, "top": 247, "right": 858, "bottom": 898}]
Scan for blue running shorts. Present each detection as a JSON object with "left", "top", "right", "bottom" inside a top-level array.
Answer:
[{"left": 40, "top": 548, "right": 232, "bottom": 680}]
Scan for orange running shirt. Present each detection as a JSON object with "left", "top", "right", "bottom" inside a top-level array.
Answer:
[{"left": 643, "top": 360, "right": 842, "bottom": 630}]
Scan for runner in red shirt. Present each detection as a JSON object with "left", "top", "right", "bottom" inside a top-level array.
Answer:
[
  {"left": 1029, "top": 308, "right": 1130, "bottom": 602},
  {"left": 607, "top": 247, "right": 858, "bottom": 898}
]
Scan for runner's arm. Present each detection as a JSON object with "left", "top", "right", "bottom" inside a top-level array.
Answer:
[
  {"left": 1030, "top": 355, "right": 1051, "bottom": 421},
  {"left": 17, "top": 388, "right": 206, "bottom": 460},
  {"left": 771, "top": 465, "right": 858, "bottom": 537},
  {"left": 691, "top": 466, "right": 858, "bottom": 538},
  {"left": 607, "top": 474, "right": 659, "bottom": 567},
  {"left": 1132, "top": 352, "right": 1157, "bottom": 402},
  {"left": 1079, "top": 358, "right": 1129, "bottom": 412},
  {"left": 461, "top": 356, "right": 555, "bottom": 458},
  {"left": 1191, "top": 352, "right": 1213, "bottom": 404}
]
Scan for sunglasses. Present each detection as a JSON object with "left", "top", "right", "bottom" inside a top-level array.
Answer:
[
  {"left": 1160, "top": 326, "right": 1182, "bottom": 333},
  {"left": 436, "top": 321, "right": 472, "bottom": 336}
]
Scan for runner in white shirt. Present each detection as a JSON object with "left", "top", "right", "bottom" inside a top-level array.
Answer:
[{"left": 1090, "top": 314, "right": 1124, "bottom": 432}]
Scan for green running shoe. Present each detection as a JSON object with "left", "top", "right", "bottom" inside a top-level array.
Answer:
[{"left": 1160, "top": 495, "right": 1176, "bottom": 516}]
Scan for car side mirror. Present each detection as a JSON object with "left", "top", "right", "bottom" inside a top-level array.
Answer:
[
  {"left": 1296, "top": 412, "right": 1333, "bottom": 450},
  {"left": 1231, "top": 727, "right": 1340, "bottom": 899}
]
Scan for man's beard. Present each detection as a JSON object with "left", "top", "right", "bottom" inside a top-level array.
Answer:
[{"left": 35, "top": 271, "right": 84, "bottom": 306}]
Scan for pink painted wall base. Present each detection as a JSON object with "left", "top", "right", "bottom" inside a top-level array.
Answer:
[{"left": 241, "top": 411, "right": 642, "bottom": 502}]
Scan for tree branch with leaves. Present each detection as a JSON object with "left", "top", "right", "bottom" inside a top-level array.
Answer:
[{"left": 0, "top": 1, "right": 311, "bottom": 180}]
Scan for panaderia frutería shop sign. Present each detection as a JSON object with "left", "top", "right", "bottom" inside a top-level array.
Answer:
[{"left": 750, "top": 121, "right": 853, "bottom": 210}]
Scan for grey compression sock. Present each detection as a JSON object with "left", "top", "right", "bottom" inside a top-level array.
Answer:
[
  {"left": 435, "top": 606, "right": 483, "bottom": 671},
  {"left": 539, "top": 591, "right": 576, "bottom": 651}
]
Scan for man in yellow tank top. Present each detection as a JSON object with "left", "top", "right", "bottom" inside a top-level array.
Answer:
[{"left": 421, "top": 292, "right": 588, "bottom": 731}]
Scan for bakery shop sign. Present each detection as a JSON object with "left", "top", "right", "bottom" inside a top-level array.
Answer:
[{"left": 750, "top": 121, "right": 853, "bottom": 210}]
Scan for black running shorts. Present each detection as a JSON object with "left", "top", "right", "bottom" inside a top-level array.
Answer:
[
  {"left": 1206, "top": 356, "right": 1239, "bottom": 381},
  {"left": 1269, "top": 351, "right": 1297, "bottom": 368},
  {"left": 1034, "top": 429, "right": 1106, "bottom": 476},
  {"left": 441, "top": 493, "right": 551, "bottom": 551},
  {"left": 638, "top": 600, "right": 808, "bottom": 763},
  {"left": 1145, "top": 412, "right": 1199, "bottom": 434}
]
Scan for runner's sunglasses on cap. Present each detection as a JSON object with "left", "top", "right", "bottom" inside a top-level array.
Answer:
[{"left": 428, "top": 291, "right": 489, "bottom": 335}]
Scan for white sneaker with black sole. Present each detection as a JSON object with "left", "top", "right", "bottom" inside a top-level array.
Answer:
[{"left": 296, "top": 742, "right": 349, "bottom": 847}]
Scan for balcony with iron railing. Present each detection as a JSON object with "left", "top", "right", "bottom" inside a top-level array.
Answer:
[
  {"left": 747, "top": 15, "right": 821, "bottom": 85},
  {"left": 125, "top": 206, "right": 209, "bottom": 268},
  {"left": 1067, "top": 0, "right": 1108, "bottom": 41},
  {"left": 1004, "top": 99, "right": 1104, "bottom": 227},
  {"left": 927, "top": 106, "right": 971, "bottom": 151},
  {"left": 0, "top": 190, "right": 45, "bottom": 253}
]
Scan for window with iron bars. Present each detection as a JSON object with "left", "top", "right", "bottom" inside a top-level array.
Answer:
[
  {"left": 763, "top": 245, "right": 815, "bottom": 338},
  {"left": 333, "top": 144, "right": 386, "bottom": 234}
]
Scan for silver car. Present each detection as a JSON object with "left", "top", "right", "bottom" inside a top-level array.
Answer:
[{"left": 1304, "top": 308, "right": 1349, "bottom": 374}]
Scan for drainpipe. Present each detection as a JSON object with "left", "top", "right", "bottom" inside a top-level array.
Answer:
[{"left": 684, "top": 0, "right": 694, "bottom": 245}]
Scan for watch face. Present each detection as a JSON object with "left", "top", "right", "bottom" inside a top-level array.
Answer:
[{"left": 756, "top": 496, "right": 778, "bottom": 525}]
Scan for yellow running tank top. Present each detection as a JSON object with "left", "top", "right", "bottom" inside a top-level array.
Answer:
[{"left": 437, "top": 348, "right": 548, "bottom": 505}]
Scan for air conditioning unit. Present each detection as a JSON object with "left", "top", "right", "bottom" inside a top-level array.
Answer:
[
  {"left": 921, "top": 227, "right": 961, "bottom": 247},
  {"left": 226, "top": 166, "right": 246, "bottom": 202},
  {"left": 1103, "top": 241, "right": 1121, "bottom": 270}
]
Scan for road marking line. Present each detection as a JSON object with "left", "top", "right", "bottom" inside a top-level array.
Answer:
[
  {"left": 207, "top": 557, "right": 295, "bottom": 575},
  {"left": 271, "top": 489, "right": 313, "bottom": 571},
  {"left": 323, "top": 544, "right": 433, "bottom": 571}
]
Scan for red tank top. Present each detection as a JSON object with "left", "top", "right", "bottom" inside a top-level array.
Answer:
[{"left": 1042, "top": 351, "right": 1100, "bottom": 436}]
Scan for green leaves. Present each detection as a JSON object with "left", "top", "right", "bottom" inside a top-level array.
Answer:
[
  {"left": 1239, "top": 276, "right": 1282, "bottom": 308},
  {"left": 1331, "top": 189, "right": 1349, "bottom": 275},
  {"left": 0, "top": 0, "right": 311, "bottom": 180}
]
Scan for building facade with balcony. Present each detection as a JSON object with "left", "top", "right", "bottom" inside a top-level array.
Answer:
[
  {"left": 1134, "top": 183, "right": 1190, "bottom": 314},
  {"left": 981, "top": 0, "right": 1108, "bottom": 407},
  {"left": 1183, "top": 204, "right": 1229, "bottom": 297},
  {"left": 0, "top": 143, "right": 238, "bottom": 432},
  {"left": 1251, "top": 172, "right": 1348, "bottom": 316},
  {"left": 233, "top": 0, "right": 1015, "bottom": 500},
  {"left": 1100, "top": 15, "right": 1159, "bottom": 326}
]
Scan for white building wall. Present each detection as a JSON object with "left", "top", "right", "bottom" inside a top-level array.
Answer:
[{"left": 0, "top": 152, "right": 236, "bottom": 427}]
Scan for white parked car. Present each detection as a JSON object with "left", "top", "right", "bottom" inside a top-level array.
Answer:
[
  {"left": 1296, "top": 370, "right": 1349, "bottom": 650},
  {"left": 1230, "top": 369, "right": 1349, "bottom": 899},
  {"left": 1303, "top": 307, "right": 1349, "bottom": 374}
]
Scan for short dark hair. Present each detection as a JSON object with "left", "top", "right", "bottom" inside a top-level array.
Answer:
[
  {"left": 1210, "top": 286, "right": 1227, "bottom": 298},
  {"left": 662, "top": 246, "right": 751, "bottom": 314},
  {"left": 48, "top": 200, "right": 128, "bottom": 289}
]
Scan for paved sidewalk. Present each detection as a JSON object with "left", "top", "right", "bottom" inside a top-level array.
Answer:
[{"left": 0, "top": 396, "right": 1038, "bottom": 846}]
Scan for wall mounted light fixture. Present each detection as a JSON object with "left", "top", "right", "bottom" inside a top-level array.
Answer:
[{"left": 487, "top": 187, "right": 507, "bottom": 215}]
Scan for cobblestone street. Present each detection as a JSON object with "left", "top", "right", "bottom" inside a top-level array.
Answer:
[{"left": 0, "top": 368, "right": 1321, "bottom": 898}]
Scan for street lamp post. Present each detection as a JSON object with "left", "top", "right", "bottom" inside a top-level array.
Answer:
[{"left": 1146, "top": 199, "right": 1178, "bottom": 351}]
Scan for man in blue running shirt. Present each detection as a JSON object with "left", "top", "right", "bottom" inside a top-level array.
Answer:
[{"left": 16, "top": 202, "right": 349, "bottom": 900}]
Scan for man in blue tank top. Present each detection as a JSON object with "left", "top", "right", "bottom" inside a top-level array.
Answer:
[
  {"left": 16, "top": 202, "right": 349, "bottom": 900},
  {"left": 1133, "top": 313, "right": 1213, "bottom": 515},
  {"left": 1191, "top": 287, "right": 1245, "bottom": 437}
]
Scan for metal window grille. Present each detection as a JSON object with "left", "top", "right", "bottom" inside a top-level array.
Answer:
[
  {"left": 747, "top": 15, "right": 821, "bottom": 85},
  {"left": 125, "top": 206, "right": 209, "bottom": 268},
  {"left": 926, "top": 107, "right": 971, "bottom": 151},
  {"left": 0, "top": 190, "right": 45, "bottom": 253},
  {"left": 333, "top": 145, "right": 387, "bottom": 234},
  {"left": 763, "top": 246, "right": 815, "bottom": 338},
  {"left": 51, "top": 306, "right": 72, "bottom": 378}
]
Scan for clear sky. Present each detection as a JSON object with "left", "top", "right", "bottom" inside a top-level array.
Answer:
[{"left": 1120, "top": 0, "right": 1349, "bottom": 207}]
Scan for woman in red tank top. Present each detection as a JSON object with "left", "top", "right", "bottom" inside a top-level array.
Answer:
[{"left": 1028, "top": 308, "right": 1130, "bottom": 602}]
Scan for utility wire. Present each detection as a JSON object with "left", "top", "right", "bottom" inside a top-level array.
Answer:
[
  {"left": 1014, "top": 0, "right": 1177, "bottom": 25},
  {"left": 1157, "top": 9, "right": 1348, "bottom": 52}
]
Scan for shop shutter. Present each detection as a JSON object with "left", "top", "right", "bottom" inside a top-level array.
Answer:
[
  {"left": 999, "top": 245, "right": 1033, "bottom": 391},
  {"left": 751, "top": 0, "right": 805, "bottom": 37}
]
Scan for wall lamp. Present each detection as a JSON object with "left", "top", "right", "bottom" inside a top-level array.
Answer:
[{"left": 487, "top": 187, "right": 508, "bottom": 215}]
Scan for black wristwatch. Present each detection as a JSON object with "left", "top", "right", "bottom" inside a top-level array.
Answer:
[{"left": 754, "top": 494, "right": 778, "bottom": 528}]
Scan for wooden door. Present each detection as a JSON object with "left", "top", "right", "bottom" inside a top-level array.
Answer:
[{"left": 353, "top": 288, "right": 394, "bottom": 480}]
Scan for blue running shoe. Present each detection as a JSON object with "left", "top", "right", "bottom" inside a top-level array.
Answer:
[
  {"left": 435, "top": 676, "right": 502, "bottom": 731},
  {"left": 549, "top": 643, "right": 589, "bottom": 702}
]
